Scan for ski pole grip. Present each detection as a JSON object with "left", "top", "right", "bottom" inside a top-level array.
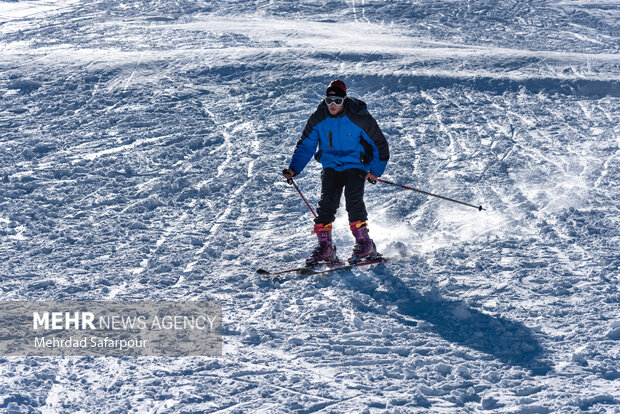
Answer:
[{"left": 283, "top": 169, "right": 294, "bottom": 185}]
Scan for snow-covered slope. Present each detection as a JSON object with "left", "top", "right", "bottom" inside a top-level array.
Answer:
[{"left": 1, "top": 0, "right": 619, "bottom": 412}]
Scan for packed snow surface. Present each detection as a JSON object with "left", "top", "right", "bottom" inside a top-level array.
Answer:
[{"left": 1, "top": 0, "right": 619, "bottom": 412}]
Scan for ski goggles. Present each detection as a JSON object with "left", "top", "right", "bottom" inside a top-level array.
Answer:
[{"left": 324, "top": 96, "right": 345, "bottom": 106}]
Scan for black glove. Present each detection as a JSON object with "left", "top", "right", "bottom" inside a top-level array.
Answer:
[
  {"left": 282, "top": 168, "right": 297, "bottom": 183},
  {"left": 364, "top": 172, "right": 377, "bottom": 184}
]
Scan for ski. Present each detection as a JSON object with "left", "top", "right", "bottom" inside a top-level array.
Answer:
[
  {"left": 257, "top": 255, "right": 397, "bottom": 281},
  {"left": 300, "top": 256, "right": 388, "bottom": 277},
  {"left": 256, "top": 262, "right": 346, "bottom": 279}
]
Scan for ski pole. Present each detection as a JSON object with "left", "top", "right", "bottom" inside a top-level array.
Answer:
[
  {"left": 287, "top": 177, "right": 317, "bottom": 218},
  {"left": 377, "top": 179, "right": 486, "bottom": 211}
]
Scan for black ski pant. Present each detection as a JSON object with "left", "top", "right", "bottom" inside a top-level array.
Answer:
[{"left": 315, "top": 168, "right": 368, "bottom": 226}]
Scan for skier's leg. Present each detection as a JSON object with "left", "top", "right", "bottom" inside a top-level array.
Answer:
[
  {"left": 343, "top": 169, "right": 368, "bottom": 223},
  {"left": 344, "top": 170, "right": 378, "bottom": 263},
  {"left": 307, "top": 169, "right": 344, "bottom": 266},
  {"left": 315, "top": 168, "right": 345, "bottom": 225}
]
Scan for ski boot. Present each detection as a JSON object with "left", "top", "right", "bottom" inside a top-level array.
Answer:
[
  {"left": 348, "top": 221, "right": 381, "bottom": 264},
  {"left": 306, "top": 223, "right": 341, "bottom": 267}
]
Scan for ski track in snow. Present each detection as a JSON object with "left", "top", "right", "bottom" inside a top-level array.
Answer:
[{"left": 1, "top": 0, "right": 619, "bottom": 412}]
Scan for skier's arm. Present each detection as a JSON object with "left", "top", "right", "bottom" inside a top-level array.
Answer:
[
  {"left": 361, "top": 127, "right": 389, "bottom": 177},
  {"left": 288, "top": 119, "right": 320, "bottom": 176},
  {"left": 351, "top": 109, "right": 389, "bottom": 176}
]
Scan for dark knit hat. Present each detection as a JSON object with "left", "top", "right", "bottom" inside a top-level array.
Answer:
[{"left": 326, "top": 79, "right": 347, "bottom": 97}]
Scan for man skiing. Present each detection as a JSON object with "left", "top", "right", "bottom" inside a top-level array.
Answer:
[{"left": 283, "top": 80, "right": 390, "bottom": 266}]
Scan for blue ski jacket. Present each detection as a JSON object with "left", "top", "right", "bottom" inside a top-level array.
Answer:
[{"left": 288, "top": 97, "right": 389, "bottom": 176}]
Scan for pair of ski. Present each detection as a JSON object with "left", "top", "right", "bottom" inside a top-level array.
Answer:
[{"left": 256, "top": 256, "right": 391, "bottom": 281}]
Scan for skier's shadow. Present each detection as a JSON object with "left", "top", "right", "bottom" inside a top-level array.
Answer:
[{"left": 345, "top": 267, "right": 552, "bottom": 375}]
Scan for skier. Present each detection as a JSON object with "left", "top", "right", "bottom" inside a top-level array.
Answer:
[{"left": 283, "top": 80, "right": 390, "bottom": 266}]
